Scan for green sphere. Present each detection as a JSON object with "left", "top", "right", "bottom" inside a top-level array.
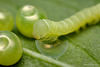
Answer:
[
  {"left": 0, "top": 8, "right": 14, "bottom": 31},
  {"left": 16, "top": 5, "right": 46, "bottom": 38},
  {"left": 0, "top": 31, "right": 23, "bottom": 66}
]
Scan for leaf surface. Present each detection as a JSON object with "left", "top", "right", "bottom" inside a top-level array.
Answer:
[{"left": 0, "top": 0, "right": 100, "bottom": 67}]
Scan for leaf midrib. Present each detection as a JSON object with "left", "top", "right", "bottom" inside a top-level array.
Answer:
[{"left": 23, "top": 48, "right": 74, "bottom": 67}]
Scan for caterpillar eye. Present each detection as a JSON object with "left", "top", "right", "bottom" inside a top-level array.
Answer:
[{"left": 35, "top": 40, "right": 69, "bottom": 58}]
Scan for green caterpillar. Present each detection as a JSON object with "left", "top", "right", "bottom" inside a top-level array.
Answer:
[{"left": 33, "top": 4, "right": 100, "bottom": 41}]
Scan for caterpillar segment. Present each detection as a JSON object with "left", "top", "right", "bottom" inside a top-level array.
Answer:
[
  {"left": 33, "top": 4, "right": 100, "bottom": 41},
  {"left": 40, "top": 20, "right": 58, "bottom": 41},
  {"left": 39, "top": 20, "right": 51, "bottom": 41}
]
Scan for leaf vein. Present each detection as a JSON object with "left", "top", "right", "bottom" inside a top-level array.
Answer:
[{"left": 23, "top": 48, "right": 74, "bottom": 67}]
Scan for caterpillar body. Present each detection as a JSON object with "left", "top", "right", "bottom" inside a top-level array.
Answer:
[{"left": 33, "top": 4, "right": 100, "bottom": 41}]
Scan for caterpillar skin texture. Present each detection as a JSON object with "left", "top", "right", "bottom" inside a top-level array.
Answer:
[
  {"left": 16, "top": 5, "right": 46, "bottom": 38},
  {"left": 33, "top": 4, "right": 100, "bottom": 41},
  {"left": 0, "top": 31, "right": 23, "bottom": 66}
]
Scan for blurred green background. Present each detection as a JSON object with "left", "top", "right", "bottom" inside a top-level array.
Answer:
[{"left": 0, "top": 0, "right": 100, "bottom": 67}]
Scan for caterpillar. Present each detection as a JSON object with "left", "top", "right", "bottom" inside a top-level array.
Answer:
[{"left": 33, "top": 4, "right": 100, "bottom": 41}]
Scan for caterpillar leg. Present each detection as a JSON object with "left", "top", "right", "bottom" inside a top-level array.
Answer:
[
  {"left": 75, "top": 29, "right": 80, "bottom": 33},
  {"left": 34, "top": 4, "right": 100, "bottom": 58},
  {"left": 88, "top": 19, "right": 99, "bottom": 26},
  {"left": 81, "top": 25, "right": 87, "bottom": 30}
]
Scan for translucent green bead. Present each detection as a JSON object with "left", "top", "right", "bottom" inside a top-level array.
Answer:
[
  {"left": 0, "top": 8, "right": 14, "bottom": 31},
  {"left": 0, "top": 31, "right": 23, "bottom": 66},
  {"left": 35, "top": 40, "right": 69, "bottom": 58},
  {"left": 16, "top": 5, "right": 46, "bottom": 38}
]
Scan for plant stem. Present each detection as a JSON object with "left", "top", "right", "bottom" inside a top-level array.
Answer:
[{"left": 23, "top": 48, "right": 73, "bottom": 67}]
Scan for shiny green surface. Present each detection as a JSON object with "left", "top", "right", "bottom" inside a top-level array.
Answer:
[
  {"left": 16, "top": 5, "right": 46, "bottom": 38},
  {"left": 0, "top": 31, "right": 23, "bottom": 66},
  {"left": 0, "top": 8, "right": 14, "bottom": 31}
]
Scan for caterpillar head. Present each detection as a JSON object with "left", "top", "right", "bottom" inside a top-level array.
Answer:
[
  {"left": 33, "top": 19, "right": 58, "bottom": 41},
  {"left": 33, "top": 19, "right": 49, "bottom": 39}
]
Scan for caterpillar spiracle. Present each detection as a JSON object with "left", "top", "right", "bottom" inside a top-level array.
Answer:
[{"left": 33, "top": 4, "right": 100, "bottom": 41}]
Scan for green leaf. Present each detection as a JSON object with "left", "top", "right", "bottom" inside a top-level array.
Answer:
[{"left": 0, "top": 0, "right": 100, "bottom": 67}]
